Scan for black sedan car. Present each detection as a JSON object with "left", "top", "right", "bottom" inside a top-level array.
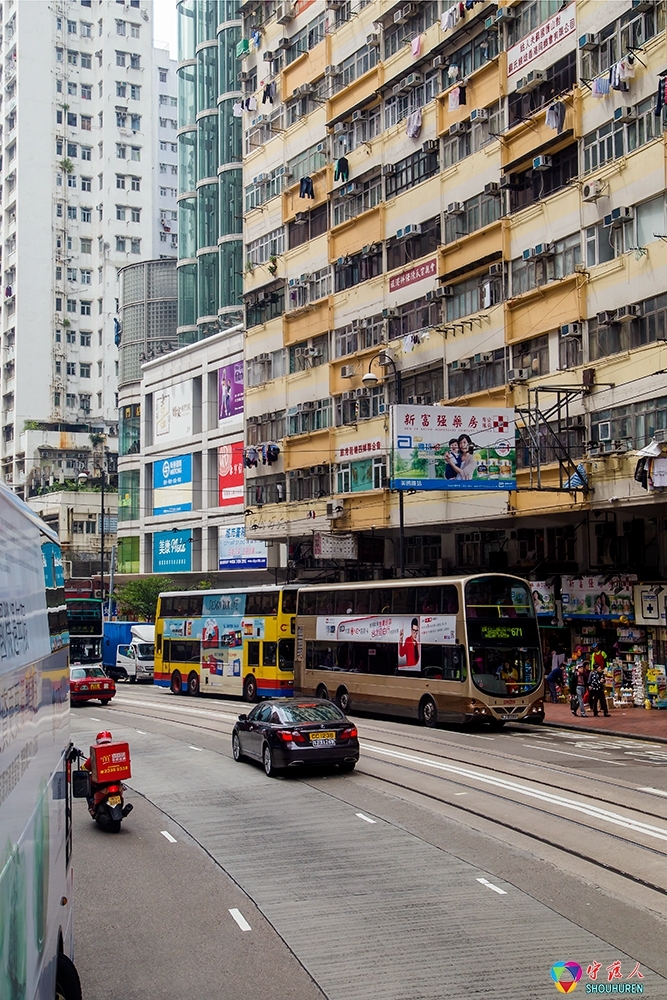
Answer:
[{"left": 232, "top": 698, "right": 360, "bottom": 777}]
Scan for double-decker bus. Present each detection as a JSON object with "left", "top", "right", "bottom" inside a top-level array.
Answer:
[
  {"left": 154, "top": 586, "right": 298, "bottom": 700},
  {"left": 66, "top": 597, "right": 103, "bottom": 667},
  {"left": 0, "top": 483, "right": 82, "bottom": 999},
  {"left": 295, "top": 574, "right": 544, "bottom": 728}
]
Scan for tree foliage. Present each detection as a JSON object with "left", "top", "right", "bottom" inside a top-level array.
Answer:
[{"left": 114, "top": 576, "right": 174, "bottom": 621}]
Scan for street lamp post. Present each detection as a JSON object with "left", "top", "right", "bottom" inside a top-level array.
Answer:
[{"left": 363, "top": 352, "right": 405, "bottom": 579}]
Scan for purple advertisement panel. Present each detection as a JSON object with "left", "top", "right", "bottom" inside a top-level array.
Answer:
[{"left": 218, "top": 362, "right": 244, "bottom": 423}]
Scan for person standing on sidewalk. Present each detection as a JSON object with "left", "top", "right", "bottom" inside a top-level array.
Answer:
[
  {"left": 547, "top": 659, "right": 564, "bottom": 703},
  {"left": 575, "top": 660, "right": 589, "bottom": 718},
  {"left": 588, "top": 662, "right": 611, "bottom": 717},
  {"left": 567, "top": 659, "right": 580, "bottom": 715}
]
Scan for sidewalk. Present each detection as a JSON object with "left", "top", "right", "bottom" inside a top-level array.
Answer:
[{"left": 541, "top": 699, "right": 667, "bottom": 743}]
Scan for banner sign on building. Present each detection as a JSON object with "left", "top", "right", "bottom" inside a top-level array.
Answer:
[
  {"left": 218, "top": 524, "right": 268, "bottom": 571},
  {"left": 561, "top": 575, "right": 637, "bottom": 620},
  {"left": 389, "top": 258, "right": 437, "bottom": 293},
  {"left": 390, "top": 404, "right": 516, "bottom": 491},
  {"left": 218, "top": 442, "right": 244, "bottom": 507},
  {"left": 218, "top": 361, "right": 244, "bottom": 423},
  {"left": 153, "top": 529, "right": 192, "bottom": 573},
  {"left": 313, "top": 533, "right": 358, "bottom": 560},
  {"left": 529, "top": 581, "right": 556, "bottom": 617},
  {"left": 506, "top": 3, "right": 576, "bottom": 78},
  {"left": 334, "top": 438, "right": 384, "bottom": 462},
  {"left": 154, "top": 380, "right": 192, "bottom": 443},
  {"left": 153, "top": 453, "right": 193, "bottom": 516}
]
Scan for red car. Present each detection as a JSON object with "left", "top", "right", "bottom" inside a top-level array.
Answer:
[{"left": 70, "top": 665, "right": 116, "bottom": 706}]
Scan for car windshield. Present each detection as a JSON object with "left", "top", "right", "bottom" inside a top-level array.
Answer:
[
  {"left": 71, "top": 666, "right": 107, "bottom": 680},
  {"left": 280, "top": 703, "right": 345, "bottom": 724}
]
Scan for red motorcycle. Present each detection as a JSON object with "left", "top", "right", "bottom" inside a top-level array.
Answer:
[{"left": 72, "top": 732, "right": 133, "bottom": 833}]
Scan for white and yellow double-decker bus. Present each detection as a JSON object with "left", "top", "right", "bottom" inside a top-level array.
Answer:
[{"left": 154, "top": 586, "right": 298, "bottom": 701}]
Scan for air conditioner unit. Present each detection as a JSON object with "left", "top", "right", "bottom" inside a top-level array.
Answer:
[
  {"left": 302, "top": 401, "right": 315, "bottom": 410},
  {"left": 403, "top": 223, "right": 422, "bottom": 237},
  {"left": 392, "top": 82, "right": 406, "bottom": 97},
  {"left": 447, "top": 202, "right": 465, "bottom": 215},
  {"left": 324, "top": 64, "right": 340, "bottom": 77},
  {"left": 276, "top": 2, "right": 294, "bottom": 24},
  {"left": 449, "top": 121, "right": 467, "bottom": 136},
  {"left": 355, "top": 387, "right": 370, "bottom": 398},
  {"left": 495, "top": 6, "right": 515, "bottom": 22},
  {"left": 440, "top": 285, "right": 454, "bottom": 297},
  {"left": 238, "top": 71, "right": 250, "bottom": 82},
  {"left": 617, "top": 304, "right": 642, "bottom": 322},
  {"left": 489, "top": 262, "right": 503, "bottom": 276},
  {"left": 342, "top": 390, "right": 356, "bottom": 400},
  {"left": 394, "top": 6, "right": 413, "bottom": 25},
  {"left": 294, "top": 211, "right": 308, "bottom": 224},
  {"left": 340, "top": 365, "right": 355, "bottom": 378},
  {"left": 277, "top": 36, "right": 290, "bottom": 50},
  {"left": 311, "top": 465, "right": 326, "bottom": 475},
  {"left": 560, "top": 323, "right": 581, "bottom": 338},
  {"left": 632, "top": 0, "right": 653, "bottom": 11},
  {"left": 263, "top": 50, "right": 275, "bottom": 61},
  {"left": 352, "top": 317, "right": 369, "bottom": 329},
  {"left": 366, "top": 32, "right": 380, "bottom": 47},
  {"left": 515, "top": 70, "right": 545, "bottom": 94},
  {"left": 334, "top": 121, "right": 349, "bottom": 135},
  {"left": 288, "top": 277, "right": 300, "bottom": 288},
  {"left": 403, "top": 73, "right": 423, "bottom": 89},
  {"left": 582, "top": 179, "right": 603, "bottom": 202},
  {"left": 597, "top": 310, "right": 617, "bottom": 326},
  {"left": 258, "top": 352, "right": 270, "bottom": 361},
  {"left": 426, "top": 287, "right": 447, "bottom": 301},
  {"left": 382, "top": 308, "right": 398, "bottom": 318},
  {"left": 470, "top": 108, "right": 488, "bottom": 122},
  {"left": 533, "top": 242, "right": 554, "bottom": 257},
  {"left": 533, "top": 154, "right": 552, "bottom": 171},
  {"left": 522, "top": 247, "right": 535, "bottom": 261},
  {"left": 352, "top": 108, "right": 368, "bottom": 122},
  {"left": 382, "top": 164, "right": 395, "bottom": 175},
  {"left": 604, "top": 206, "right": 633, "bottom": 227},
  {"left": 422, "top": 139, "right": 438, "bottom": 153},
  {"left": 454, "top": 358, "right": 471, "bottom": 370},
  {"left": 485, "top": 15, "right": 498, "bottom": 30},
  {"left": 508, "top": 367, "right": 529, "bottom": 382},
  {"left": 484, "top": 182, "right": 500, "bottom": 195},
  {"left": 613, "top": 106, "right": 635, "bottom": 124},
  {"left": 578, "top": 33, "right": 599, "bottom": 50},
  {"left": 254, "top": 171, "right": 269, "bottom": 183},
  {"left": 294, "top": 346, "right": 304, "bottom": 356},
  {"left": 326, "top": 502, "right": 344, "bottom": 519}
]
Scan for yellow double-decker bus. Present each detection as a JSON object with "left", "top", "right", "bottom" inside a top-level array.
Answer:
[{"left": 154, "top": 586, "right": 298, "bottom": 700}]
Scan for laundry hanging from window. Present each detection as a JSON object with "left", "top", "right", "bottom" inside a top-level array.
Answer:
[
  {"left": 299, "top": 176, "right": 314, "bottom": 199},
  {"left": 545, "top": 101, "right": 565, "bottom": 133},
  {"left": 448, "top": 85, "right": 466, "bottom": 111},
  {"left": 333, "top": 157, "right": 349, "bottom": 182},
  {"left": 262, "top": 82, "right": 275, "bottom": 105},
  {"left": 405, "top": 106, "right": 423, "bottom": 139},
  {"left": 655, "top": 77, "right": 667, "bottom": 117}
]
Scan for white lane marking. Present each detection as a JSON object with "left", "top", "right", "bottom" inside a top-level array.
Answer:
[
  {"left": 638, "top": 787, "right": 667, "bottom": 798},
  {"left": 89, "top": 717, "right": 101, "bottom": 722},
  {"left": 521, "top": 743, "right": 618, "bottom": 763},
  {"left": 114, "top": 697, "right": 238, "bottom": 723},
  {"left": 161, "top": 831, "right": 177, "bottom": 843},
  {"left": 229, "top": 908, "right": 251, "bottom": 932},
  {"left": 455, "top": 732, "right": 495, "bottom": 741},
  {"left": 454, "top": 792, "right": 467, "bottom": 796},
  {"left": 476, "top": 878, "right": 507, "bottom": 895},
  {"left": 188, "top": 745, "right": 203, "bottom": 752},
  {"left": 360, "top": 742, "right": 667, "bottom": 843},
  {"left": 355, "top": 812, "right": 376, "bottom": 824},
  {"left": 136, "top": 730, "right": 147, "bottom": 735}
]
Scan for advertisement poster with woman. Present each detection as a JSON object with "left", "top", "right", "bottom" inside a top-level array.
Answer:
[{"left": 391, "top": 404, "right": 515, "bottom": 491}]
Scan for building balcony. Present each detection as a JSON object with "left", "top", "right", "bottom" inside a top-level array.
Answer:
[
  {"left": 382, "top": 19, "right": 440, "bottom": 92},
  {"left": 439, "top": 218, "right": 503, "bottom": 281},
  {"left": 283, "top": 426, "right": 332, "bottom": 469},
  {"left": 436, "top": 58, "right": 503, "bottom": 138},
  {"left": 281, "top": 38, "right": 330, "bottom": 100},
  {"left": 329, "top": 204, "right": 383, "bottom": 262},
  {"left": 504, "top": 270, "right": 584, "bottom": 346},
  {"left": 282, "top": 164, "right": 331, "bottom": 223},
  {"left": 283, "top": 296, "right": 331, "bottom": 346},
  {"left": 502, "top": 88, "right": 581, "bottom": 174},
  {"left": 327, "top": 63, "right": 384, "bottom": 127}
]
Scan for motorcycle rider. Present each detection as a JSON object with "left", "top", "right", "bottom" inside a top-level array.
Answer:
[{"left": 82, "top": 730, "right": 133, "bottom": 818}]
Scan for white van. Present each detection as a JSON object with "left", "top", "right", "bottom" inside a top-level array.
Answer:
[{"left": 116, "top": 623, "right": 155, "bottom": 682}]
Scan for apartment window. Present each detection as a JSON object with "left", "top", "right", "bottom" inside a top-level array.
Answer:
[
  {"left": 387, "top": 216, "right": 441, "bottom": 270},
  {"left": 116, "top": 175, "right": 126, "bottom": 189},
  {"left": 334, "top": 247, "right": 383, "bottom": 292},
  {"left": 336, "top": 385, "right": 386, "bottom": 428},
  {"left": 130, "top": 239, "right": 141, "bottom": 253},
  {"left": 130, "top": 176, "right": 141, "bottom": 192},
  {"left": 54, "top": 392, "right": 61, "bottom": 406},
  {"left": 385, "top": 149, "right": 439, "bottom": 198},
  {"left": 66, "top": 394, "right": 77, "bottom": 408},
  {"left": 67, "top": 206, "right": 77, "bottom": 220},
  {"left": 116, "top": 237, "right": 126, "bottom": 252},
  {"left": 80, "top": 84, "right": 92, "bottom": 101},
  {"left": 116, "top": 82, "right": 127, "bottom": 98},
  {"left": 81, "top": 116, "right": 92, "bottom": 131},
  {"left": 116, "top": 51, "right": 126, "bottom": 66},
  {"left": 66, "top": 331, "right": 76, "bottom": 344},
  {"left": 448, "top": 349, "right": 506, "bottom": 399},
  {"left": 511, "top": 233, "right": 581, "bottom": 296},
  {"left": 286, "top": 398, "right": 332, "bottom": 437},
  {"left": 116, "top": 143, "right": 127, "bottom": 159},
  {"left": 66, "top": 362, "right": 77, "bottom": 376},
  {"left": 80, "top": 301, "right": 91, "bottom": 316},
  {"left": 591, "top": 397, "right": 667, "bottom": 451},
  {"left": 67, "top": 267, "right": 78, "bottom": 281},
  {"left": 246, "top": 287, "right": 285, "bottom": 328},
  {"left": 116, "top": 19, "right": 126, "bottom": 35},
  {"left": 508, "top": 0, "right": 570, "bottom": 46},
  {"left": 67, "top": 50, "right": 78, "bottom": 65},
  {"left": 245, "top": 226, "right": 285, "bottom": 266},
  {"left": 116, "top": 205, "right": 126, "bottom": 221},
  {"left": 130, "top": 85, "right": 141, "bottom": 100},
  {"left": 67, "top": 143, "right": 78, "bottom": 157},
  {"left": 559, "top": 331, "right": 583, "bottom": 370},
  {"left": 56, "top": 79, "right": 63, "bottom": 93},
  {"left": 81, "top": 52, "right": 91, "bottom": 69},
  {"left": 80, "top": 364, "right": 91, "bottom": 378},
  {"left": 68, "top": 82, "right": 78, "bottom": 96},
  {"left": 288, "top": 203, "right": 329, "bottom": 250},
  {"left": 81, "top": 208, "right": 91, "bottom": 223},
  {"left": 116, "top": 112, "right": 127, "bottom": 128},
  {"left": 56, "top": 266, "right": 63, "bottom": 281},
  {"left": 585, "top": 223, "right": 616, "bottom": 268},
  {"left": 81, "top": 146, "right": 92, "bottom": 161},
  {"left": 512, "top": 335, "right": 549, "bottom": 377},
  {"left": 131, "top": 147, "right": 141, "bottom": 161},
  {"left": 80, "top": 23, "right": 92, "bottom": 38},
  {"left": 445, "top": 272, "right": 503, "bottom": 321},
  {"left": 131, "top": 208, "right": 141, "bottom": 223},
  {"left": 80, "top": 270, "right": 92, "bottom": 285},
  {"left": 159, "top": 68, "right": 168, "bottom": 83},
  {"left": 286, "top": 10, "right": 326, "bottom": 64},
  {"left": 67, "top": 174, "right": 77, "bottom": 189},
  {"left": 56, "top": 47, "right": 64, "bottom": 62},
  {"left": 384, "top": 1, "right": 438, "bottom": 57},
  {"left": 509, "top": 144, "right": 578, "bottom": 214},
  {"left": 508, "top": 52, "right": 576, "bottom": 127},
  {"left": 130, "top": 23, "right": 140, "bottom": 38},
  {"left": 289, "top": 333, "right": 330, "bottom": 374},
  {"left": 332, "top": 171, "right": 382, "bottom": 227},
  {"left": 443, "top": 193, "right": 501, "bottom": 244},
  {"left": 80, "top": 238, "right": 92, "bottom": 253},
  {"left": 584, "top": 99, "right": 660, "bottom": 175},
  {"left": 581, "top": 6, "right": 664, "bottom": 81},
  {"left": 130, "top": 54, "right": 140, "bottom": 69},
  {"left": 400, "top": 366, "right": 444, "bottom": 406},
  {"left": 67, "top": 18, "right": 77, "bottom": 32}
]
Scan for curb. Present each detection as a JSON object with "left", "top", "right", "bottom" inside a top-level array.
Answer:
[{"left": 540, "top": 718, "right": 667, "bottom": 745}]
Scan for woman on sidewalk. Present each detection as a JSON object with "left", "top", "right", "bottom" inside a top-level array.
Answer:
[
  {"left": 575, "top": 661, "right": 589, "bottom": 718},
  {"left": 567, "top": 660, "right": 579, "bottom": 715}
]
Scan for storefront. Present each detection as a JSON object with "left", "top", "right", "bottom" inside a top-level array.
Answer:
[{"left": 633, "top": 584, "right": 667, "bottom": 709}]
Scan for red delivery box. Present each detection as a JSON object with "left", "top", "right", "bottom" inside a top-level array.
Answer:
[{"left": 90, "top": 741, "right": 131, "bottom": 783}]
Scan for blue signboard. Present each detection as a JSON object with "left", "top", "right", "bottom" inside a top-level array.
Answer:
[
  {"left": 153, "top": 529, "right": 192, "bottom": 572},
  {"left": 153, "top": 453, "right": 193, "bottom": 516},
  {"left": 218, "top": 524, "right": 268, "bottom": 571}
]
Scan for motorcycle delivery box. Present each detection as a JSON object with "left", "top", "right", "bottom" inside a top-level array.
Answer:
[{"left": 89, "top": 740, "right": 132, "bottom": 783}]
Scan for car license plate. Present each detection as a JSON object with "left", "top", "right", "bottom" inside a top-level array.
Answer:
[
  {"left": 310, "top": 731, "right": 335, "bottom": 747},
  {"left": 90, "top": 683, "right": 101, "bottom": 690},
  {"left": 107, "top": 795, "right": 121, "bottom": 807}
]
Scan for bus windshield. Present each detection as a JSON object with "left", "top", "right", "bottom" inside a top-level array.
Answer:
[
  {"left": 465, "top": 577, "right": 541, "bottom": 696},
  {"left": 465, "top": 577, "right": 533, "bottom": 618}
]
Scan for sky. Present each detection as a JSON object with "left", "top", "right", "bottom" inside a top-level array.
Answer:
[{"left": 153, "top": 0, "right": 178, "bottom": 59}]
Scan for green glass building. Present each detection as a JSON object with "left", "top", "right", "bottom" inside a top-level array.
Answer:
[{"left": 176, "top": 0, "right": 243, "bottom": 343}]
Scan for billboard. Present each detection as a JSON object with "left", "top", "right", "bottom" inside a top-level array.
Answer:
[
  {"left": 218, "top": 524, "right": 267, "bottom": 571},
  {"left": 153, "top": 453, "right": 193, "bottom": 516},
  {"left": 315, "top": 614, "right": 457, "bottom": 672},
  {"left": 391, "top": 404, "right": 515, "bottom": 491},
  {"left": 218, "top": 361, "right": 244, "bottom": 423},
  {"left": 218, "top": 442, "right": 244, "bottom": 507},
  {"left": 153, "top": 529, "right": 192, "bottom": 573},
  {"left": 561, "top": 575, "right": 637, "bottom": 620},
  {"left": 154, "top": 380, "right": 192, "bottom": 443},
  {"left": 529, "top": 581, "right": 556, "bottom": 617}
]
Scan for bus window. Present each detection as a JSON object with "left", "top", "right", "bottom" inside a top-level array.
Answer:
[
  {"left": 278, "top": 639, "right": 294, "bottom": 671},
  {"left": 245, "top": 592, "right": 262, "bottom": 615},
  {"left": 261, "top": 592, "right": 279, "bottom": 615},
  {"left": 281, "top": 590, "right": 297, "bottom": 614},
  {"left": 186, "top": 595, "right": 204, "bottom": 617},
  {"left": 465, "top": 577, "right": 532, "bottom": 618},
  {"left": 441, "top": 585, "right": 459, "bottom": 614},
  {"left": 315, "top": 591, "right": 335, "bottom": 615},
  {"left": 444, "top": 645, "right": 466, "bottom": 680},
  {"left": 334, "top": 591, "right": 356, "bottom": 615},
  {"left": 262, "top": 642, "right": 277, "bottom": 667},
  {"left": 157, "top": 634, "right": 162, "bottom": 654},
  {"left": 247, "top": 641, "right": 260, "bottom": 667},
  {"left": 391, "top": 588, "right": 416, "bottom": 614},
  {"left": 306, "top": 641, "right": 335, "bottom": 670},
  {"left": 417, "top": 586, "right": 441, "bottom": 614},
  {"left": 354, "top": 589, "right": 371, "bottom": 614},
  {"left": 297, "top": 591, "right": 316, "bottom": 615},
  {"left": 171, "top": 640, "right": 200, "bottom": 662},
  {"left": 420, "top": 645, "right": 443, "bottom": 677}
]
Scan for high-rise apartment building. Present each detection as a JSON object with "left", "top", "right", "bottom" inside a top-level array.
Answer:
[
  {"left": 0, "top": 0, "right": 162, "bottom": 496},
  {"left": 236, "top": 0, "right": 667, "bottom": 584},
  {"left": 153, "top": 46, "right": 179, "bottom": 258},
  {"left": 176, "top": 0, "right": 244, "bottom": 344}
]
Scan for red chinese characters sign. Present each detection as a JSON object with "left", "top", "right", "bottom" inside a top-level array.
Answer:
[
  {"left": 389, "top": 258, "right": 437, "bottom": 293},
  {"left": 218, "top": 441, "right": 244, "bottom": 507},
  {"left": 335, "top": 439, "right": 383, "bottom": 462},
  {"left": 506, "top": 4, "right": 576, "bottom": 78}
]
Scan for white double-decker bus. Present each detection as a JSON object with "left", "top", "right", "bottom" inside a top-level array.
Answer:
[{"left": 0, "top": 482, "right": 81, "bottom": 1000}]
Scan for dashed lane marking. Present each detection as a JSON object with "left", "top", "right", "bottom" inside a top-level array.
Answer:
[
  {"left": 161, "top": 831, "right": 177, "bottom": 843},
  {"left": 638, "top": 787, "right": 667, "bottom": 798},
  {"left": 476, "top": 878, "right": 507, "bottom": 895},
  {"left": 229, "top": 908, "right": 251, "bottom": 932},
  {"left": 356, "top": 812, "right": 377, "bottom": 824},
  {"left": 189, "top": 745, "right": 204, "bottom": 752}
]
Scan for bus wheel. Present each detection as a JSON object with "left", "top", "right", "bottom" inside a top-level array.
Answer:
[
  {"left": 336, "top": 687, "right": 351, "bottom": 713},
  {"left": 316, "top": 684, "right": 329, "bottom": 701},
  {"left": 56, "top": 953, "right": 82, "bottom": 1000},
  {"left": 170, "top": 671, "right": 183, "bottom": 695},
  {"left": 187, "top": 671, "right": 200, "bottom": 696},
  {"left": 243, "top": 675, "right": 257, "bottom": 702},
  {"left": 419, "top": 695, "right": 438, "bottom": 728}
]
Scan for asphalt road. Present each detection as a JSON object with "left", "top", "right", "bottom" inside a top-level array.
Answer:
[{"left": 71, "top": 686, "right": 667, "bottom": 999}]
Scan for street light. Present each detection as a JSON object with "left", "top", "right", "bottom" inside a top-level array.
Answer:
[{"left": 365, "top": 352, "right": 405, "bottom": 578}]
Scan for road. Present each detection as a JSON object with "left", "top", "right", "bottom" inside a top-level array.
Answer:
[{"left": 71, "top": 686, "right": 667, "bottom": 999}]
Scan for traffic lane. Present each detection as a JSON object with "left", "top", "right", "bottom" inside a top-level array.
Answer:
[{"left": 72, "top": 785, "right": 325, "bottom": 1000}]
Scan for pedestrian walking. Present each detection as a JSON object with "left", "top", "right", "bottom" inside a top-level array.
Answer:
[
  {"left": 588, "top": 662, "right": 610, "bottom": 717},
  {"left": 575, "top": 661, "right": 589, "bottom": 718},
  {"left": 546, "top": 659, "right": 564, "bottom": 704},
  {"left": 567, "top": 660, "right": 579, "bottom": 715}
]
